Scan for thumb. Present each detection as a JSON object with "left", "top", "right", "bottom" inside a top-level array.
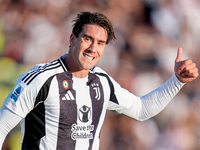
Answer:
[{"left": 175, "top": 47, "right": 183, "bottom": 63}]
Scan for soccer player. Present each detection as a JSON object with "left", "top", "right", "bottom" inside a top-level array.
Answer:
[{"left": 0, "top": 12, "right": 198, "bottom": 150}]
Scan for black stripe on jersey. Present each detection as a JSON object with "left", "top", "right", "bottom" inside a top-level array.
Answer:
[
  {"left": 56, "top": 71, "right": 77, "bottom": 150},
  {"left": 60, "top": 56, "right": 69, "bottom": 71},
  {"left": 22, "top": 60, "right": 61, "bottom": 85},
  {"left": 88, "top": 73, "right": 105, "bottom": 149},
  {"left": 22, "top": 75, "right": 54, "bottom": 150},
  {"left": 95, "top": 72, "right": 119, "bottom": 105}
]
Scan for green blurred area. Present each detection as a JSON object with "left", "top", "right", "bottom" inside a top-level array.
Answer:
[
  {"left": 8, "top": 124, "right": 22, "bottom": 150},
  {"left": 0, "top": 21, "right": 5, "bottom": 55},
  {"left": 0, "top": 57, "right": 31, "bottom": 107}
]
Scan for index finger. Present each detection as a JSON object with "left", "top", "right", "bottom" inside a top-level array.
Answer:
[{"left": 178, "top": 59, "right": 192, "bottom": 74}]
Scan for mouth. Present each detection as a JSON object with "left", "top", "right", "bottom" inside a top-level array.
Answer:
[{"left": 83, "top": 54, "right": 94, "bottom": 60}]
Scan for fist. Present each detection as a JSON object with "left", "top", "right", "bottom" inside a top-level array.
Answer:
[{"left": 174, "top": 47, "right": 199, "bottom": 83}]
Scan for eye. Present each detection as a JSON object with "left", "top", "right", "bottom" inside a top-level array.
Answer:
[
  {"left": 84, "top": 37, "right": 91, "bottom": 42},
  {"left": 98, "top": 42, "right": 105, "bottom": 47}
]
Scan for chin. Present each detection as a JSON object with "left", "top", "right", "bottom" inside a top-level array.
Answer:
[
  {"left": 81, "top": 63, "right": 95, "bottom": 70},
  {"left": 82, "top": 65, "right": 94, "bottom": 70}
]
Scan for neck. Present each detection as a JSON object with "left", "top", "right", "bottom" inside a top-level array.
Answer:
[
  {"left": 65, "top": 53, "right": 89, "bottom": 78},
  {"left": 70, "top": 69, "right": 89, "bottom": 78}
]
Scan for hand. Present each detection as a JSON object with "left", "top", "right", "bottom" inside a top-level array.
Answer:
[{"left": 174, "top": 47, "right": 199, "bottom": 83}]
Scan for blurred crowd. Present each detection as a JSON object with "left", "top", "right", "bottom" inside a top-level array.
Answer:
[{"left": 0, "top": 0, "right": 200, "bottom": 149}]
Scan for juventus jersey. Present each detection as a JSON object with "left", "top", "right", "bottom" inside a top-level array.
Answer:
[{"left": 4, "top": 54, "right": 138, "bottom": 150}]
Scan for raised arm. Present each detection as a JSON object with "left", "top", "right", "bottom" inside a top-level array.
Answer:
[{"left": 122, "top": 47, "right": 198, "bottom": 121}]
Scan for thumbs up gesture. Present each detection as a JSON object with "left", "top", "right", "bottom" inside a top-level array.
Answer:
[{"left": 174, "top": 47, "right": 199, "bottom": 83}]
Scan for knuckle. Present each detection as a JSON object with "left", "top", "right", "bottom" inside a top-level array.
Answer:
[{"left": 184, "top": 59, "right": 192, "bottom": 65}]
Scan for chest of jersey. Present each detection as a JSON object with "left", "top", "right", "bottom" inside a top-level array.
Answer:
[{"left": 39, "top": 72, "right": 108, "bottom": 149}]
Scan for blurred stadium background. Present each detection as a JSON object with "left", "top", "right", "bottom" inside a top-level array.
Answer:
[{"left": 1, "top": 0, "right": 200, "bottom": 149}]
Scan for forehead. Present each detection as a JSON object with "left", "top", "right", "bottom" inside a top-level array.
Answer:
[{"left": 81, "top": 24, "right": 108, "bottom": 40}]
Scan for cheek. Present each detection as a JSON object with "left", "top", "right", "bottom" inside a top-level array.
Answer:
[
  {"left": 77, "top": 41, "right": 88, "bottom": 53},
  {"left": 73, "top": 42, "right": 82, "bottom": 54},
  {"left": 98, "top": 48, "right": 105, "bottom": 57},
  {"left": 72, "top": 46, "right": 81, "bottom": 62}
]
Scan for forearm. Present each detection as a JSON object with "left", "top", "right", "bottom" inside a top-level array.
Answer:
[
  {"left": 0, "top": 105, "right": 22, "bottom": 148},
  {"left": 123, "top": 73, "right": 185, "bottom": 121}
]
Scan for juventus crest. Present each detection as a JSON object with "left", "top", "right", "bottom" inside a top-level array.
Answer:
[{"left": 91, "top": 83, "right": 101, "bottom": 100}]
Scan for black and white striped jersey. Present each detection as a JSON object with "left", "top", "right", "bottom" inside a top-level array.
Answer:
[{"left": 4, "top": 54, "right": 138, "bottom": 150}]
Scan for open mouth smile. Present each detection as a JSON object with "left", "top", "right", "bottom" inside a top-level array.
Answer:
[{"left": 83, "top": 54, "right": 94, "bottom": 60}]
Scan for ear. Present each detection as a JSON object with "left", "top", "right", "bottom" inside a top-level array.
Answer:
[{"left": 70, "top": 33, "right": 76, "bottom": 46}]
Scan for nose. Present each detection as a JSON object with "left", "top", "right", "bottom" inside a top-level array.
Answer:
[{"left": 88, "top": 42, "right": 97, "bottom": 52}]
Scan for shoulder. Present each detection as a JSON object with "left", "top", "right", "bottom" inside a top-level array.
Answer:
[
  {"left": 90, "top": 66, "right": 108, "bottom": 75},
  {"left": 22, "top": 59, "right": 64, "bottom": 86},
  {"left": 90, "top": 66, "right": 117, "bottom": 86}
]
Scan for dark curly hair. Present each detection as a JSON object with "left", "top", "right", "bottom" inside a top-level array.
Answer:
[{"left": 72, "top": 12, "right": 116, "bottom": 44}]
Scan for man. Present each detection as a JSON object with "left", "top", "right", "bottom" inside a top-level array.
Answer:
[{"left": 0, "top": 12, "right": 198, "bottom": 150}]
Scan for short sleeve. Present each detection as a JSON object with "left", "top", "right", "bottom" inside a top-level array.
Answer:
[{"left": 106, "top": 74, "right": 140, "bottom": 114}]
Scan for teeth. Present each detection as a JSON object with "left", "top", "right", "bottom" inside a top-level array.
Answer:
[{"left": 84, "top": 54, "right": 93, "bottom": 60}]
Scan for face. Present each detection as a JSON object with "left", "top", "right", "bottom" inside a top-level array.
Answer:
[{"left": 70, "top": 24, "right": 107, "bottom": 71}]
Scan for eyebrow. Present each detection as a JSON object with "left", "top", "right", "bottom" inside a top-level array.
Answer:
[{"left": 83, "top": 34, "right": 107, "bottom": 44}]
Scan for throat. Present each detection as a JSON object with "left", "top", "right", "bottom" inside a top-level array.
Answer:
[{"left": 71, "top": 70, "right": 90, "bottom": 78}]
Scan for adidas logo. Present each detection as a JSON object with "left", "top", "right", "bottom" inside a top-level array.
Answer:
[{"left": 62, "top": 90, "right": 75, "bottom": 100}]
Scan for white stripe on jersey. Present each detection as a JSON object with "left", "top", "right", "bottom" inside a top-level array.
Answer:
[
  {"left": 74, "top": 77, "right": 92, "bottom": 149},
  {"left": 40, "top": 76, "right": 60, "bottom": 150}
]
